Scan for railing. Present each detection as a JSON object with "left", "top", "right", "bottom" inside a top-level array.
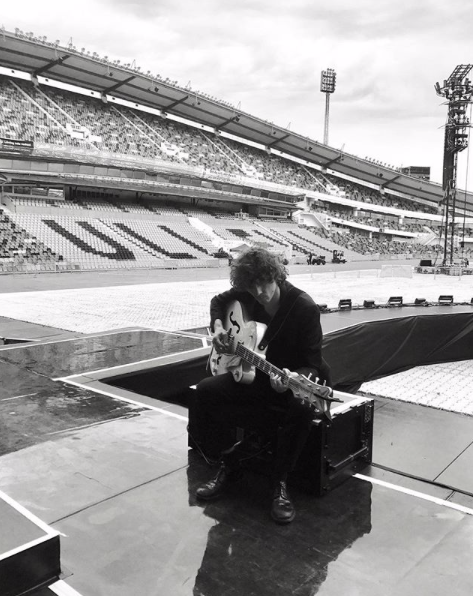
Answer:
[
  {"left": 415, "top": 265, "right": 473, "bottom": 276},
  {"left": 0, "top": 257, "right": 225, "bottom": 275}
]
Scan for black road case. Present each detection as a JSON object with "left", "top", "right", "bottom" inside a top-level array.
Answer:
[
  {"left": 189, "top": 392, "right": 374, "bottom": 497},
  {"left": 289, "top": 394, "right": 374, "bottom": 495}
]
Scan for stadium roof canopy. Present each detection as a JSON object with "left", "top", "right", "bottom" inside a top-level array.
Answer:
[{"left": 1, "top": 29, "right": 473, "bottom": 210}]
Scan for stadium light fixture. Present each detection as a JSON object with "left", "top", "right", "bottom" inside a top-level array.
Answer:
[
  {"left": 320, "top": 68, "right": 336, "bottom": 145},
  {"left": 435, "top": 65, "right": 473, "bottom": 266}
]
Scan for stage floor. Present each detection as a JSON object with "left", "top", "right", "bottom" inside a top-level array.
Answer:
[{"left": 0, "top": 305, "right": 473, "bottom": 595}]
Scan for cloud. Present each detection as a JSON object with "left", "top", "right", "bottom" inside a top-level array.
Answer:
[{"left": 2, "top": 0, "right": 473, "bottom": 186}]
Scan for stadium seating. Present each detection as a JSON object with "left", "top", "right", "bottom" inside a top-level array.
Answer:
[
  {"left": 0, "top": 74, "right": 440, "bottom": 215},
  {"left": 0, "top": 208, "right": 58, "bottom": 266},
  {"left": 1, "top": 72, "right": 470, "bottom": 270}
]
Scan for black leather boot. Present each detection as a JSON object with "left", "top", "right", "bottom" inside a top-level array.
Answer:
[
  {"left": 195, "top": 462, "right": 241, "bottom": 500},
  {"left": 196, "top": 435, "right": 257, "bottom": 501},
  {"left": 271, "top": 481, "right": 295, "bottom": 524}
]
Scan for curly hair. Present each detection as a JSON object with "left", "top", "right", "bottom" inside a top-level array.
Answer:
[{"left": 230, "top": 247, "right": 287, "bottom": 290}]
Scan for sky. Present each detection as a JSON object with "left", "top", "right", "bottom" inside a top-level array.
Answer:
[{"left": 2, "top": 0, "right": 473, "bottom": 190}]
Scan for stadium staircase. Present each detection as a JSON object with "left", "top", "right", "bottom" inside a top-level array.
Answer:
[
  {"left": 201, "top": 131, "right": 247, "bottom": 173},
  {"left": 301, "top": 166, "right": 329, "bottom": 193},
  {"left": 257, "top": 225, "right": 315, "bottom": 258},
  {"left": 418, "top": 227, "right": 439, "bottom": 246},
  {"left": 159, "top": 224, "right": 210, "bottom": 256},
  {"left": 102, "top": 221, "right": 170, "bottom": 259},
  {"left": 285, "top": 228, "right": 365, "bottom": 260},
  {"left": 112, "top": 107, "right": 167, "bottom": 158},
  {"left": 285, "top": 229, "right": 333, "bottom": 255},
  {"left": 111, "top": 222, "right": 195, "bottom": 259},
  {"left": 251, "top": 228, "right": 295, "bottom": 251}
]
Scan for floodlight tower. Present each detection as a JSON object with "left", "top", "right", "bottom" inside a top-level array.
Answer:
[
  {"left": 321, "top": 68, "right": 336, "bottom": 145},
  {"left": 435, "top": 65, "right": 473, "bottom": 266}
]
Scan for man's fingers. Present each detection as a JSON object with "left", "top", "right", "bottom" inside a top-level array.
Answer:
[
  {"left": 270, "top": 373, "right": 289, "bottom": 393},
  {"left": 213, "top": 331, "right": 229, "bottom": 353}
]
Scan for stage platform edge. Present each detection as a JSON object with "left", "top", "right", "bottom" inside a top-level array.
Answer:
[{"left": 0, "top": 491, "right": 61, "bottom": 596}]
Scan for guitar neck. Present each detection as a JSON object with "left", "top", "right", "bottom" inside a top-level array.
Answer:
[
  {"left": 235, "top": 342, "right": 284, "bottom": 380},
  {"left": 231, "top": 335, "right": 335, "bottom": 409},
  {"left": 235, "top": 344, "right": 328, "bottom": 403}
]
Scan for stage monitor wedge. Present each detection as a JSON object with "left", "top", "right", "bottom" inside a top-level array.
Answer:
[{"left": 387, "top": 296, "right": 403, "bottom": 307}]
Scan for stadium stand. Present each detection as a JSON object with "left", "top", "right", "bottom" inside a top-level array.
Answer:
[
  {"left": 0, "top": 208, "right": 58, "bottom": 267},
  {"left": 1, "top": 72, "right": 472, "bottom": 271},
  {"left": 0, "top": 74, "right": 433, "bottom": 212}
]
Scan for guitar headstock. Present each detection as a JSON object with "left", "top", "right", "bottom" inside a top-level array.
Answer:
[
  {"left": 293, "top": 374, "right": 342, "bottom": 405},
  {"left": 297, "top": 374, "right": 332, "bottom": 399}
]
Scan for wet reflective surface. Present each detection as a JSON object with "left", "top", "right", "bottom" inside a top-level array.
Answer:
[
  {"left": 11, "top": 424, "right": 473, "bottom": 596},
  {"left": 1, "top": 329, "right": 473, "bottom": 596},
  {"left": 0, "top": 329, "right": 204, "bottom": 378},
  {"left": 186, "top": 452, "right": 373, "bottom": 596},
  {"left": 0, "top": 373, "right": 145, "bottom": 456}
]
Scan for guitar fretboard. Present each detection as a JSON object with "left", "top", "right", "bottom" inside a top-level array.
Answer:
[{"left": 234, "top": 342, "right": 285, "bottom": 380}]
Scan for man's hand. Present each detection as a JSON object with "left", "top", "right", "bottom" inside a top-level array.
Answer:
[
  {"left": 212, "top": 320, "right": 230, "bottom": 354},
  {"left": 270, "top": 368, "right": 297, "bottom": 393}
]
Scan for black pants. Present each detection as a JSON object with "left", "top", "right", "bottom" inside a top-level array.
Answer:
[{"left": 189, "top": 372, "right": 315, "bottom": 482}]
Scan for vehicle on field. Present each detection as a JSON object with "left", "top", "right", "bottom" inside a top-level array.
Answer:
[
  {"left": 307, "top": 253, "right": 326, "bottom": 265},
  {"left": 332, "top": 250, "right": 346, "bottom": 264}
]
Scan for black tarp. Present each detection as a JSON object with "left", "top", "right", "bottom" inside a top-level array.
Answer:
[
  {"left": 104, "top": 312, "right": 473, "bottom": 400},
  {"left": 324, "top": 312, "right": 473, "bottom": 393}
]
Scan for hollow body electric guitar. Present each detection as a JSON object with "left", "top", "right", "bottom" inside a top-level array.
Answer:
[{"left": 209, "top": 300, "right": 341, "bottom": 417}]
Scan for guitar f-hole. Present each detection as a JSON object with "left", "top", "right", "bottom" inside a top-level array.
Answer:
[{"left": 229, "top": 311, "right": 240, "bottom": 334}]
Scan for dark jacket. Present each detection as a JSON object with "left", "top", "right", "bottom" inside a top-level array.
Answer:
[{"left": 209, "top": 280, "right": 324, "bottom": 381}]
